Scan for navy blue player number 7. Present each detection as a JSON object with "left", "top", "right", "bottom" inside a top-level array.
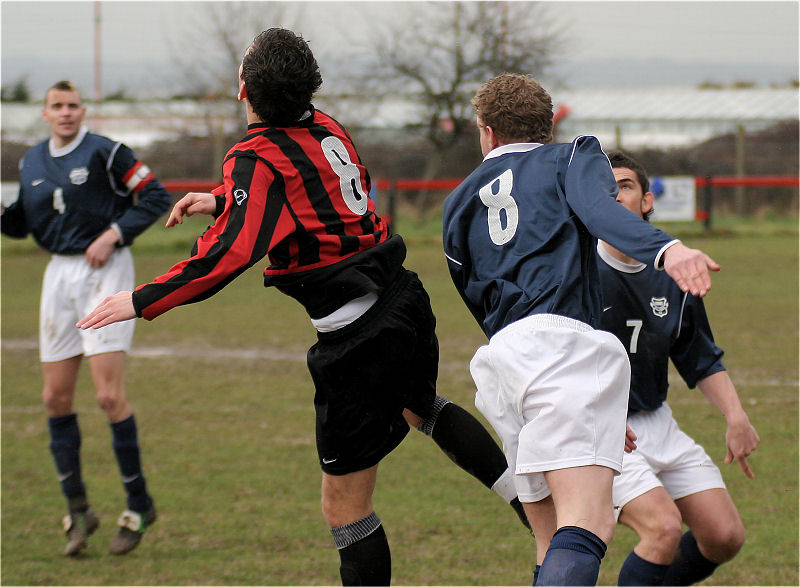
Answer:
[
  {"left": 626, "top": 319, "right": 643, "bottom": 353},
  {"left": 479, "top": 169, "right": 518, "bottom": 245}
]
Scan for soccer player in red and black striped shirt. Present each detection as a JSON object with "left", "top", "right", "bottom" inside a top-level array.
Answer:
[{"left": 79, "top": 28, "right": 530, "bottom": 584}]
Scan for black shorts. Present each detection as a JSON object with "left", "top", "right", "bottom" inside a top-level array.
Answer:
[{"left": 307, "top": 269, "right": 438, "bottom": 475}]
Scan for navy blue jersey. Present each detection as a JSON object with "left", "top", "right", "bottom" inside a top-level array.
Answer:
[
  {"left": 596, "top": 243, "right": 725, "bottom": 412},
  {"left": 443, "top": 136, "right": 679, "bottom": 337},
  {"left": 1, "top": 126, "right": 171, "bottom": 254}
]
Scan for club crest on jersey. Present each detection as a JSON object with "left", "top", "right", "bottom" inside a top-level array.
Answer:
[
  {"left": 69, "top": 167, "right": 89, "bottom": 185},
  {"left": 650, "top": 297, "right": 669, "bottom": 317},
  {"left": 233, "top": 189, "right": 248, "bottom": 205}
]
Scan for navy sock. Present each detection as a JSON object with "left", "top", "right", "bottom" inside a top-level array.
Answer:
[
  {"left": 536, "top": 526, "right": 607, "bottom": 586},
  {"left": 617, "top": 550, "right": 669, "bottom": 585},
  {"left": 662, "top": 530, "right": 718, "bottom": 585},
  {"left": 48, "top": 414, "right": 86, "bottom": 502},
  {"left": 111, "top": 414, "right": 150, "bottom": 512},
  {"left": 533, "top": 564, "right": 541, "bottom": 585},
  {"left": 332, "top": 512, "right": 391, "bottom": 585}
]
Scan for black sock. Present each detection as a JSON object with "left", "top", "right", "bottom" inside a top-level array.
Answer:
[
  {"left": 662, "top": 530, "right": 718, "bottom": 585},
  {"left": 420, "top": 397, "right": 508, "bottom": 490},
  {"left": 533, "top": 564, "right": 541, "bottom": 585},
  {"left": 537, "top": 526, "right": 607, "bottom": 586},
  {"left": 48, "top": 414, "right": 86, "bottom": 503},
  {"left": 617, "top": 550, "right": 669, "bottom": 585},
  {"left": 111, "top": 414, "right": 150, "bottom": 512},
  {"left": 332, "top": 512, "right": 391, "bottom": 586}
]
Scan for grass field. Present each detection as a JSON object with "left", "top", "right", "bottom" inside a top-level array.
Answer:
[{"left": 2, "top": 215, "right": 797, "bottom": 585}]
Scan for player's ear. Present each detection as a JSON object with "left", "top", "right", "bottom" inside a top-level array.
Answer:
[
  {"left": 486, "top": 125, "right": 501, "bottom": 150},
  {"left": 641, "top": 191, "right": 655, "bottom": 215},
  {"left": 237, "top": 79, "right": 247, "bottom": 102}
]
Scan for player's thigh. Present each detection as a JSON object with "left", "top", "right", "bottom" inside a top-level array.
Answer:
[
  {"left": 618, "top": 486, "right": 682, "bottom": 541},
  {"left": 321, "top": 465, "right": 379, "bottom": 527},
  {"left": 88, "top": 351, "right": 127, "bottom": 393}
]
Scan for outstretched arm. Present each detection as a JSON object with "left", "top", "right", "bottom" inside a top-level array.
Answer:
[
  {"left": 662, "top": 242, "right": 720, "bottom": 298},
  {"left": 697, "top": 370, "right": 760, "bottom": 478},
  {"left": 165, "top": 192, "right": 217, "bottom": 227},
  {"left": 76, "top": 291, "right": 136, "bottom": 329}
]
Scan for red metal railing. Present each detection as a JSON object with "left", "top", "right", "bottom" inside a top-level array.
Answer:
[{"left": 163, "top": 176, "right": 799, "bottom": 194}]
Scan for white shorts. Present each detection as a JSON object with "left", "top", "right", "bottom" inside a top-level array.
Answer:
[
  {"left": 613, "top": 402, "right": 725, "bottom": 518},
  {"left": 470, "top": 314, "right": 631, "bottom": 503},
  {"left": 39, "top": 248, "right": 135, "bottom": 362}
]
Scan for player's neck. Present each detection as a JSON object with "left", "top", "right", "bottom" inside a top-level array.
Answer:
[{"left": 244, "top": 100, "right": 262, "bottom": 125}]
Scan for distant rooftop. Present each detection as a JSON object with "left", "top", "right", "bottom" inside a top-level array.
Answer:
[
  {"left": 550, "top": 87, "right": 799, "bottom": 121},
  {"left": 2, "top": 86, "right": 797, "bottom": 149}
]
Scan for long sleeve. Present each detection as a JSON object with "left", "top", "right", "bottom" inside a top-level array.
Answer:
[{"left": 131, "top": 153, "right": 289, "bottom": 320}]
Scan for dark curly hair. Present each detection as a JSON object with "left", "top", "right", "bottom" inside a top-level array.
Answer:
[{"left": 241, "top": 28, "right": 323, "bottom": 126}]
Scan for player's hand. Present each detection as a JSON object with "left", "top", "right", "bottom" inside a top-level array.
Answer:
[
  {"left": 663, "top": 242, "right": 720, "bottom": 298},
  {"left": 85, "top": 228, "right": 119, "bottom": 268},
  {"left": 76, "top": 291, "right": 136, "bottom": 329},
  {"left": 724, "top": 416, "right": 760, "bottom": 479},
  {"left": 165, "top": 192, "right": 217, "bottom": 228},
  {"left": 624, "top": 424, "right": 637, "bottom": 453}
]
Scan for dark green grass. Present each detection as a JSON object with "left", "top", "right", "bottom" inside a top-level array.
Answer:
[{"left": 2, "top": 217, "right": 797, "bottom": 585}]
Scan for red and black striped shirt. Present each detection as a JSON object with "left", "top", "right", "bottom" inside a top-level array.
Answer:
[{"left": 133, "top": 108, "right": 402, "bottom": 320}]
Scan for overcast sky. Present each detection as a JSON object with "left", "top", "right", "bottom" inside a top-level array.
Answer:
[{"left": 2, "top": 0, "right": 798, "bottom": 96}]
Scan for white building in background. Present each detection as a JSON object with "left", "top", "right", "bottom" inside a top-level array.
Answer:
[
  {"left": 549, "top": 87, "right": 799, "bottom": 148},
  {"left": 1, "top": 87, "right": 797, "bottom": 150},
  {"left": 0, "top": 100, "right": 243, "bottom": 149}
]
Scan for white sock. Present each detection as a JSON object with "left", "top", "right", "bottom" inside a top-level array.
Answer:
[{"left": 491, "top": 467, "right": 517, "bottom": 502}]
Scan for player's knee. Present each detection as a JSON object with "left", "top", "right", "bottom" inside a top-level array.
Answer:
[
  {"left": 95, "top": 388, "right": 126, "bottom": 419},
  {"left": 639, "top": 510, "right": 683, "bottom": 558},
  {"left": 42, "top": 387, "right": 73, "bottom": 415},
  {"left": 321, "top": 493, "right": 359, "bottom": 528},
  {"left": 321, "top": 489, "right": 372, "bottom": 528},
  {"left": 596, "top": 511, "right": 618, "bottom": 545},
  {"left": 702, "top": 520, "right": 745, "bottom": 563}
]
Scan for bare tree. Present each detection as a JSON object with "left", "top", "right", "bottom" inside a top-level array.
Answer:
[
  {"left": 346, "top": 1, "right": 566, "bottom": 209},
  {"left": 167, "top": 2, "right": 303, "bottom": 169},
  {"left": 169, "top": 2, "right": 304, "bottom": 102}
]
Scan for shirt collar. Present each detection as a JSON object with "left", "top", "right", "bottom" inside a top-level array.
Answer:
[
  {"left": 248, "top": 106, "right": 315, "bottom": 132},
  {"left": 49, "top": 125, "right": 89, "bottom": 158},
  {"left": 483, "top": 142, "right": 543, "bottom": 161},
  {"left": 596, "top": 241, "right": 646, "bottom": 273}
]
